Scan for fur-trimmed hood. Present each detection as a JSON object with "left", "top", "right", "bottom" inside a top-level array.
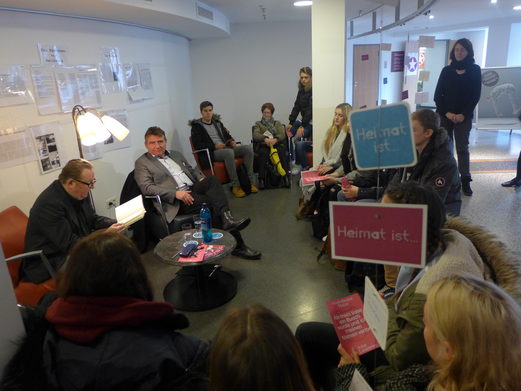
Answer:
[
  {"left": 188, "top": 113, "right": 221, "bottom": 127},
  {"left": 445, "top": 216, "right": 521, "bottom": 305},
  {"left": 429, "top": 126, "right": 449, "bottom": 151}
]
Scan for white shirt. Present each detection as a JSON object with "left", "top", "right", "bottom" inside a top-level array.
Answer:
[{"left": 156, "top": 155, "right": 193, "bottom": 190}]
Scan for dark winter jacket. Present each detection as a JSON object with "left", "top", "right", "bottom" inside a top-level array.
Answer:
[
  {"left": 434, "top": 63, "right": 481, "bottom": 119},
  {"left": 1, "top": 297, "right": 209, "bottom": 391},
  {"left": 190, "top": 114, "right": 234, "bottom": 170},
  {"left": 289, "top": 85, "right": 312, "bottom": 127}
]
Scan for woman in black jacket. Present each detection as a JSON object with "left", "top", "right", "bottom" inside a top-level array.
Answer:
[
  {"left": 2, "top": 231, "right": 209, "bottom": 391},
  {"left": 286, "top": 66, "right": 313, "bottom": 173},
  {"left": 434, "top": 38, "right": 481, "bottom": 196}
]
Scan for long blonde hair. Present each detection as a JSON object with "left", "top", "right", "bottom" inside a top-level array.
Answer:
[
  {"left": 323, "top": 103, "right": 352, "bottom": 155},
  {"left": 427, "top": 275, "right": 521, "bottom": 391}
]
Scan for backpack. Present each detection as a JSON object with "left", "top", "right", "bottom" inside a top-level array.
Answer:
[{"left": 236, "top": 163, "right": 252, "bottom": 195}]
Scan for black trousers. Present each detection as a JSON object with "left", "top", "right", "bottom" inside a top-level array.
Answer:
[
  {"left": 295, "top": 322, "right": 388, "bottom": 391},
  {"left": 177, "top": 175, "right": 229, "bottom": 217},
  {"left": 255, "top": 143, "right": 290, "bottom": 177},
  {"left": 441, "top": 116, "right": 472, "bottom": 179}
]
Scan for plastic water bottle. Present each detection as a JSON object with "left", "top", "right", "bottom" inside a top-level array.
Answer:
[{"left": 200, "top": 203, "right": 213, "bottom": 243}]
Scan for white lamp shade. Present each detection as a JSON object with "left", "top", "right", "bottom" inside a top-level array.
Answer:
[
  {"left": 76, "top": 111, "right": 111, "bottom": 146},
  {"left": 101, "top": 115, "right": 130, "bottom": 141}
]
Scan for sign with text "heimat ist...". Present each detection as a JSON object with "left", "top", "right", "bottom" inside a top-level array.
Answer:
[
  {"left": 349, "top": 102, "right": 416, "bottom": 170},
  {"left": 330, "top": 202, "right": 427, "bottom": 268}
]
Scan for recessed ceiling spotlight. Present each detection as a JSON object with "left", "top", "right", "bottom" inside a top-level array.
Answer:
[
  {"left": 514, "top": 5, "right": 521, "bottom": 10},
  {"left": 490, "top": 0, "right": 497, "bottom": 4},
  {"left": 294, "top": 1, "right": 312, "bottom": 6},
  {"left": 429, "top": 14, "right": 434, "bottom": 19}
]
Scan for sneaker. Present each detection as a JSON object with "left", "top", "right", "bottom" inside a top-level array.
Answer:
[
  {"left": 291, "top": 163, "right": 302, "bottom": 176},
  {"left": 378, "top": 284, "right": 395, "bottom": 300},
  {"left": 250, "top": 184, "right": 259, "bottom": 193},
  {"left": 232, "top": 186, "right": 246, "bottom": 198}
]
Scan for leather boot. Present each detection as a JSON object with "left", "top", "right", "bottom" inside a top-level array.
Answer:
[
  {"left": 221, "top": 210, "right": 250, "bottom": 231},
  {"left": 461, "top": 176, "right": 473, "bottom": 196}
]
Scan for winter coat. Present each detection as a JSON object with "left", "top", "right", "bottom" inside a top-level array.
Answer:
[
  {"left": 190, "top": 114, "right": 234, "bottom": 170},
  {"left": 371, "top": 217, "right": 521, "bottom": 387}
]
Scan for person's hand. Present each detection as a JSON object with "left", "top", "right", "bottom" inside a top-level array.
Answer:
[
  {"left": 455, "top": 114, "right": 465, "bottom": 123},
  {"left": 446, "top": 112, "right": 457, "bottom": 123},
  {"left": 215, "top": 143, "right": 226, "bottom": 150},
  {"left": 342, "top": 185, "right": 359, "bottom": 199},
  {"left": 317, "top": 165, "right": 333, "bottom": 175},
  {"left": 337, "top": 344, "right": 360, "bottom": 367},
  {"left": 230, "top": 140, "right": 237, "bottom": 148},
  {"left": 322, "top": 177, "right": 338, "bottom": 186},
  {"left": 296, "top": 126, "right": 305, "bottom": 138},
  {"left": 285, "top": 124, "right": 293, "bottom": 138},
  {"left": 106, "top": 223, "right": 127, "bottom": 233},
  {"left": 176, "top": 190, "right": 194, "bottom": 205}
]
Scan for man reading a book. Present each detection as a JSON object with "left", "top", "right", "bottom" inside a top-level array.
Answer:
[
  {"left": 134, "top": 126, "right": 261, "bottom": 260},
  {"left": 23, "top": 159, "right": 126, "bottom": 284}
]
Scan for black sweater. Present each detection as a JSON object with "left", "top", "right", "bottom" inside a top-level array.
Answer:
[
  {"left": 289, "top": 87, "right": 312, "bottom": 126},
  {"left": 434, "top": 63, "right": 481, "bottom": 119}
]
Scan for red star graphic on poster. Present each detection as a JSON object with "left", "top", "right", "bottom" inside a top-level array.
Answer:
[{"left": 419, "top": 51, "right": 425, "bottom": 69}]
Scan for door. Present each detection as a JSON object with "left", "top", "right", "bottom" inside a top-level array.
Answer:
[{"left": 353, "top": 45, "right": 380, "bottom": 109}]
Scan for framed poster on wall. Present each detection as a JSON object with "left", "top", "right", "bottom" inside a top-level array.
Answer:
[{"left": 477, "top": 66, "right": 521, "bottom": 130}]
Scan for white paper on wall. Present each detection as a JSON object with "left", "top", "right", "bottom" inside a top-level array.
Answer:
[
  {"left": 30, "top": 65, "right": 61, "bottom": 115},
  {"left": 415, "top": 92, "right": 430, "bottom": 104},
  {"left": 0, "top": 126, "right": 36, "bottom": 169},
  {"left": 125, "top": 63, "right": 154, "bottom": 103},
  {"left": 0, "top": 66, "right": 34, "bottom": 108},
  {"left": 101, "top": 109, "right": 131, "bottom": 152},
  {"left": 38, "top": 43, "right": 68, "bottom": 65},
  {"left": 54, "top": 65, "right": 102, "bottom": 112},
  {"left": 419, "top": 35, "right": 435, "bottom": 49},
  {"left": 418, "top": 70, "right": 430, "bottom": 82},
  {"left": 99, "top": 47, "right": 126, "bottom": 94},
  {"left": 30, "top": 122, "right": 64, "bottom": 174}
]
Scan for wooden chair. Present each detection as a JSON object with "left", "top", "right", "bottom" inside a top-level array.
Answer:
[
  {"left": 0, "top": 206, "right": 56, "bottom": 306},
  {"left": 189, "top": 137, "right": 244, "bottom": 184}
]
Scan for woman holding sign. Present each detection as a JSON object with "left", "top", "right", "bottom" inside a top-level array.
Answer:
[
  {"left": 296, "top": 182, "right": 521, "bottom": 390},
  {"left": 434, "top": 38, "right": 481, "bottom": 196},
  {"left": 336, "top": 275, "right": 521, "bottom": 391}
]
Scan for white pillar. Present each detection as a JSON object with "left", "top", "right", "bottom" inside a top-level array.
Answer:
[{"left": 312, "top": 0, "right": 346, "bottom": 166}]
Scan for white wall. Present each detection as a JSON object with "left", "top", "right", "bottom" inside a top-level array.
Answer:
[
  {"left": 0, "top": 10, "right": 194, "bottom": 216},
  {"left": 190, "top": 21, "right": 312, "bottom": 144},
  {"left": 507, "top": 23, "right": 521, "bottom": 66}
]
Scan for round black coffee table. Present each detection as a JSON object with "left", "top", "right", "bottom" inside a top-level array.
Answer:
[{"left": 154, "top": 229, "right": 237, "bottom": 311}]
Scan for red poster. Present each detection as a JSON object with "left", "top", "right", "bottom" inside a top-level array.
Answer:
[
  {"left": 326, "top": 294, "right": 379, "bottom": 355},
  {"left": 330, "top": 202, "right": 427, "bottom": 268},
  {"left": 361, "top": 54, "right": 369, "bottom": 61},
  {"left": 391, "top": 51, "right": 404, "bottom": 72}
]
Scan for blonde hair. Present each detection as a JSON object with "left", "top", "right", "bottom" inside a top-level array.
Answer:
[
  {"left": 323, "top": 103, "right": 352, "bottom": 155},
  {"left": 427, "top": 275, "right": 521, "bottom": 391}
]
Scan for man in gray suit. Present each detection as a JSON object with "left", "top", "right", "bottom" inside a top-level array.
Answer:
[{"left": 135, "top": 126, "right": 261, "bottom": 259}]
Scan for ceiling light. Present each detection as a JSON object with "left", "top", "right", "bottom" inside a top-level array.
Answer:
[
  {"left": 294, "top": 1, "right": 312, "bottom": 6},
  {"left": 429, "top": 14, "right": 434, "bottom": 19},
  {"left": 490, "top": 0, "right": 497, "bottom": 4},
  {"left": 514, "top": 5, "right": 521, "bottom": 10}
]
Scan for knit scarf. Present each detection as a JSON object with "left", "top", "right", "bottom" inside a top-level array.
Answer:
[
  {"left": 261, "top": 118, "right": 277, "bottom": 137},
  {"left": 450, "top": 55, "right": 474, "bottom": 71}
]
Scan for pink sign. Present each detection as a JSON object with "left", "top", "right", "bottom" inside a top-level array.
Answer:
[
  {"left": 301, "top": 170, "right": 328, "bottom": 186},
  {"left": 329, "top": 202, "right": 427, "bottom": 268},
  {"left": 326, "top": 294, "right": 379, "bottom": 355}
]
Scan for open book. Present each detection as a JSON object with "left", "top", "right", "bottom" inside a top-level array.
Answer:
[{"left": 115, "top": 195, "right": 146, "bottom": 226}]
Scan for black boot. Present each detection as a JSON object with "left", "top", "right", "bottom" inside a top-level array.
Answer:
[
  {"left": 461, "top": 176, "right": 473, "bottom": 196},
  {"left": 221, "top": 210, "right": 250, "bottom": 231},
  {"left": 230, "top": 230, "right": 261, "bottom": 260}
]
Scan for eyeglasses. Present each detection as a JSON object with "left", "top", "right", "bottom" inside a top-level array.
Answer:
[{"left": 74, "top": 178, "right": 96, "bottom": 188}]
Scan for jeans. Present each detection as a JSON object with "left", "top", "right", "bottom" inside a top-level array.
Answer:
[
  {"left": 213, "top": 144, "right": 254, "bottom": 187},
  {"left": 289, "top": 120, "right": 312, "bottom": 163},
  {"left": 441, "top": 116, "right": 472, "bottom": 179}
]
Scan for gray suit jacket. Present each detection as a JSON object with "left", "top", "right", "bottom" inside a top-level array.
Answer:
[{"left": 134, "top": 151, "right": 204, "bottom": 222}]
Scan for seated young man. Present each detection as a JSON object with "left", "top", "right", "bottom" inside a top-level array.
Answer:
[
  {"left": 190, "top": 101, "right": 257, "bottom": 198},
  {"left": 135, "top": 126, "right": 261, "bottom": 260}
]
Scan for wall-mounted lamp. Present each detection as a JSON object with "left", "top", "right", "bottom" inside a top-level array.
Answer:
[{"left": 71, "top": 105, "right": 130, "bottom": 158}]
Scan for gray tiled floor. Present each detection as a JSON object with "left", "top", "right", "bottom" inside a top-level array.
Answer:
[{"left": 142, "top": 128, "right": 521, "bottom": 342}]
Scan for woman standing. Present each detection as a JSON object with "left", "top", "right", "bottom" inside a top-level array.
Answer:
[
  {"left": 434, "top": 38, "right": 481, "bottom": 196},
  {"left": 286, "top": 66, "right": 313, "bottom": 173}
]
